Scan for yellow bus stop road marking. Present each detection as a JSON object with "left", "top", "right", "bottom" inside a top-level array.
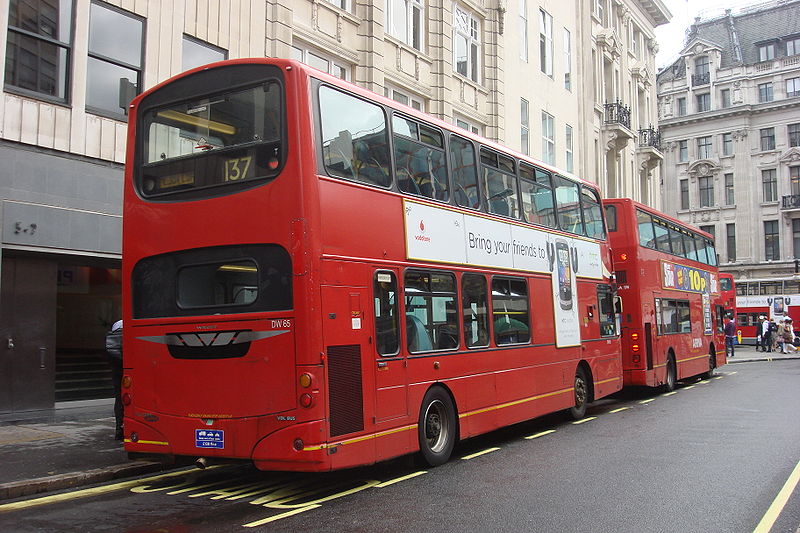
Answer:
[
  {"left": 525, "top": 429, "right": 556, "bottom": 440},
  {"left": 571, "top": 416, "right": 597, "bottom": 425},
  {"left": 0, "top": 467, "right": 207, "bottom": 513}
]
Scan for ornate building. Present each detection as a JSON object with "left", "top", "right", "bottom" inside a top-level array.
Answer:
[{"left": 657, "top": 0, "right": 800, "bottom": 280}]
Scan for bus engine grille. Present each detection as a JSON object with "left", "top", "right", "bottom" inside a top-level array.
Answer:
[{"left": 327, "top": 344, "right": 364, "bottom": 437}]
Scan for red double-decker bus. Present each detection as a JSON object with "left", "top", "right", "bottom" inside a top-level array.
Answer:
[
  {"left": 121, "top": 58, "right": 623, "bottom": 471},
  {"left": 719, "top": 273, "right": 736, "bottom": 319},
  {"left": 603, "top": 198, "right": 725, "bottom": 391},
  {"left": 734, "top": 277, "right": 800, "bottom": 344}
]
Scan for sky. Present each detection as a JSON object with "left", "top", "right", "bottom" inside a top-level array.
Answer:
[{"left": 654, "top": 0, "right": 771, "bottom": 70}]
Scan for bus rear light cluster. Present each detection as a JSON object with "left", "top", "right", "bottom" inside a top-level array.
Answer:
[
  {"left": 299, "top": 393, "right": 314, "bottom": 408},
  {"left": 293, "top": 438, "right": 304, "bottom": 451},
  {"left": 122, "top": 393, "right": 132, "bottom": 406},
  {"left": 122, "top": 375, "right": 132, "bottom": 388},
  {"left": 632, "top": 354, "right": 640, "bottom": 363},
  {"left": 299, "top": 373, "right": 313, "bottom": 388}
]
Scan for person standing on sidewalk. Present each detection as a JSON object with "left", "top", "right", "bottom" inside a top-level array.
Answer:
[
  {"left": 724, "top": 315, "right": 737, "bottom": 358},
  {"left": 104, "top": 320, "right": 124, "bottom": 440},
  {"left": 756, "top": 315, "right": 764, "bottom": 351},
  {"left": 763, "top": 317, "right": 775, "bottom": 353},
  {"left": 781, "top": 318, "right": 796, "bottom": 353}
]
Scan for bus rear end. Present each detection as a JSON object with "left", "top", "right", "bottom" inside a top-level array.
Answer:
[{"left": 122, "top": 60, "right": 328, "bottom": 470}]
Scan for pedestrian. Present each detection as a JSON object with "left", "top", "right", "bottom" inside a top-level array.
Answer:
[
  {"left": 776, "top": 318, "right": 786, "bottom": 353},
  {"left": 761, "top": 316, "right": 771, "bottom": 351},
  {"left": 756, "top": 315, "right": 764, "bottom": 350},
  {"left": 104, "top": 319, "right": 124, "bottom": 440},
  {"left": 763, "top": 317, "right": 775, "bottom": 353},
  {"left": 782, "top": 318, "right": 796, "bottom": 353},
  {"left": 724, "top": 314, "right": 737, "bottom": 358}
]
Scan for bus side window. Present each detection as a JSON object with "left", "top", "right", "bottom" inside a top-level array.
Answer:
[
  {"left": 580, "top": 186, "right": 605, "bottom": 240},
  {"left": 450, "top": 135, "right": 480, "bottom": 209},
  {"left": 393, "top": 116, "right": 449, "bottom": 201},
  {"left": 554, "top": 175, "right": 584, "bottom": 235},
  {"left": 597, "top": 284, "right": 617, "bottom": 337},
  {"left": 319, "top": 86, "right": 391, "bottom": 188},
  {"left": 491, "top": 277, "right": 530, "bottom": 345},
  {"left": 462, "top": 273, "right": 489, "bottom": 348},
  {"left": 520, "top": 164, "right": 556, "bottom": 228},
  {"left": 374, "top": 271, "right": 399, "bottom": 356}
]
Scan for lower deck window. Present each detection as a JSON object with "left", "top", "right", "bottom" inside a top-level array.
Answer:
[
  {"left": 404, "top": 270, "right": 459, "bottom": 353},
  {"left": 655, "top": 298, "right": 691, "bottom": 335},
  {"left": 491, "top": 277, "right": 530, "bottom": 345}
]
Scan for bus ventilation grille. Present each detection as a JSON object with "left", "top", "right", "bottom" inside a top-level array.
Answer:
[{"left": 327, "top": 344, "right": 364, "bottom": 437}]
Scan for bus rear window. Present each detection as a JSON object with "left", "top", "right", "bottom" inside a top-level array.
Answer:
[
  {"left": 132, "top": 244, "right": 292, "bottom": 318},
  {"left": 139, "top": 82, "right": 283, "bottom": 198}
]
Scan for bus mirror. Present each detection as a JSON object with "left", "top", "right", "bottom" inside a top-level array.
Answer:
[{"left": 614, "top": 295, "right": 623, "bottom": 314}]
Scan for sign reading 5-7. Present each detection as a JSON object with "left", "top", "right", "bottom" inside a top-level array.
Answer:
[
  {"left": 224, "top": 156, "right": 253, "bottom": 182},
  {"left": 661, "top": 260, "right": 718, "bottom": 295}
]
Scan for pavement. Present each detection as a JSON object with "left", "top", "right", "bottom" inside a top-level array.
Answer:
[{"left": 0, "top": 343, "right": 798, "bottom": 502}]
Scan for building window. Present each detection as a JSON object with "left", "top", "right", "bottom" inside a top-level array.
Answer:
[
  {"left": 788, "top": 37, "right": 800, "bottom": 56},
  {"left": 758, "top": 43, "right": 775, "bottom": 61},
  {"left": 385, "top": 85, "right": 424, "bottom": 110},
  {"left": 596, "top": 0, "right": 605, "bottom": 25},
  {"left": 456, "top": 116, "right": 481, "bottom": 135},
  {"left": 563, "top": 29, "right": 571, "bottom": 91},
  {"left": 787, "top": 77, "right": 800, "bottom": 98},
  {"left": 758, "top": 82, "right": 774, "bottom": 103},
  {"left": 565, "top": 124, "right": 573, "bottom": 173},
  {"left": 720, "top": 88, "right": 731, "bottom": 108},
  {"left": 722, "top": 132, "right": 733, "bottom": 156},
  {"left": 519, "top": 0, "right": 528, "bottom": 61},
  {"left": 763, "top": 169, "right": 777, "bottom": 202},
  {"left": 699, "top": 177, "right": 714, "bottom": 208},
  {"left": 631, "top": 27, "right": 640, "bottom": 57},
  {"left": 388, "top": 0, "right": 423, "bottom": 50},
  {"left": 454, "top": 5, "right": 480, "bottom": 82},
  {"left": 678, "top": 140, "right": 688, "bottom": 162},
  {"left": 699, "top": 225, "right": 715, "bottom": 241},
  {"left": 677, "top": 97, "right": 686, "bottom": 116},
  {"left": 5, "top": 0, "right": 73, "bottom": 101},
  {"left": 182, "top": 35, "right": 226, "bottom": 71},
  {"left": 724, "top": 173, "right": 734, "bottom": 205},
  {"left": 790, "top": 166, "right": 800, "bottom": 196},
  {"left": 87, "top": 2, "right": 144, "bottom": 117},
  {"left": 760, "top": 127, "right": 776, "bottom": 151},
  {"left": 790, "top": 123, "right": 800, "bottom": 147},
  {"left": 765, "top": 220, "right": 780, "bottom": 261},
  {"left": 696, "top": 93, "right": 710, "bottom": 112},
  {"left": 680, "top": 179, "right": 689, "bottom": 210},
  {"left": 794, "top": 219, "right": 800, "bottom": 259},
  {"left": 726, "top": 223, "right": 736, "bottom": 262},
  {"left": 541, "top": 111, "right": 555, "bottom": 165},
  {"left": 693, "top": 56, "right": 710, "bottom": 85},
  {"left": 325, "top": 0, "right": 347, "bottom": 9},
  {"left": 291, "top": 46, "right": 349, "bottom": 80},
  {"left": 697, "top": 136, "right": 712, "bottom": 159},
  {"left": 520, "top": 98, "right": 529, "bottom": 155},
  {"left": 539, "top": 9, "right": 553, "bottom": 77}
]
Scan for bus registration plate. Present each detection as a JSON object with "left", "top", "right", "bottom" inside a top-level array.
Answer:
[{"left": 195, "top": 429, "right": 224, "bottom": 449}]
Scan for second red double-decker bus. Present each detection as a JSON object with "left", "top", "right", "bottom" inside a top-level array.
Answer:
[
  {"left": 603, "top": 198, "right": 725, "bottom": 390},
  {"left": 122, "top": 58, "right": 623, "bottom": 472}
]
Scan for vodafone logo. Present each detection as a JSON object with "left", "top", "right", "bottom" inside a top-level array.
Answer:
[{"left": 414, "top": 219, "right": 431, "bottom": 242}]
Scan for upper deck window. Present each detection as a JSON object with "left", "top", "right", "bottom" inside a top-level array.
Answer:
[
  {"left": 393, "top": 115, "right": 449, "bottom": 201},
  {"left": 520, "top": 164, "right": 556, "bottom": 228},
  {"left": 320, "top": 86, "right": 391, "bottom": 187},
  {"left": 139, "top": 81, "right": 283, "bottom": 198}
]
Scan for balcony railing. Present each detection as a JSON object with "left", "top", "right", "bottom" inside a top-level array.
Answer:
[
  {"left": 782, "top": 194, "right": 800, "bottom": 209},
  {"left": 638, "top": 127, "right": 662, "bottom": 151},
  {"left": 604, "top": 100, "right": 631, "bottom": 129},
  {"left": 691, "top": 72, "right": 710, "bottom": 86}
]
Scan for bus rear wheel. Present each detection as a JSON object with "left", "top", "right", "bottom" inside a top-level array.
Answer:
[
  {"left": 418, "top": 387, "right": 456, "bottom": 466},
  {"left": 663, "top": 356, "right": 677, "bottom": 392},
  {"left": 569, "top": 367, "right": 589, "bottom": 420},
  {"left": 702, "top": 350, "right": 716, "bottom": 379}
]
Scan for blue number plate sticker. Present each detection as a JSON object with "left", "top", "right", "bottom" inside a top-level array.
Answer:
[{"left": 195, "top": 429, "right": 224, "bottom": 449}]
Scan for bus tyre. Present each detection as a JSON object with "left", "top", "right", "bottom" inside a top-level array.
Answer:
[
  {"left": 569, "top": 367, "right": 589, "bottom": 420},
  {"left": 663, "top": 356, "right": 677, "bottom": 393},
  {"left": 702, "top": 350, "right": 716, "bottom": 379},
  {"left": 418, "top": 387, "right": 456, "bottom": 467}
]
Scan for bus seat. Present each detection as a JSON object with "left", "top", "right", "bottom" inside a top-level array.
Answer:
[{"left": 406, "top": 314, "right": 433, "bottom": 352}]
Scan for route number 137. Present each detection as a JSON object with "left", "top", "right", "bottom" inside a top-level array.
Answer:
[{"left": 224, "top": 156, "right": 253, "bottom": 182}]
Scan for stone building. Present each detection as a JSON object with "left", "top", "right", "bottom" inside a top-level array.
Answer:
[
  {"left": 656, "top": 0, "right": 800, "bottom": 282},
  {"left": 0, "top": 0, "right": 668, "bottom": 412}
]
